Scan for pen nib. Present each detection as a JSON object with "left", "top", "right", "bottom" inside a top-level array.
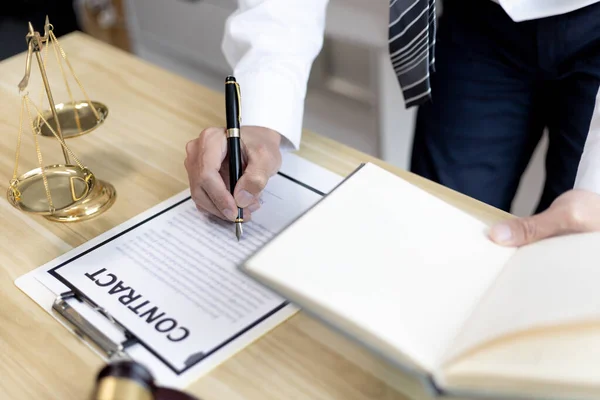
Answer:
[{"left": 235, "top": 222, "right": 243, "bottom": 241}]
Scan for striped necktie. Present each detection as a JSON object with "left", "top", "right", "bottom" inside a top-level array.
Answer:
[{"left": 389, "top": 0, "right": 436, "bottom": 108}]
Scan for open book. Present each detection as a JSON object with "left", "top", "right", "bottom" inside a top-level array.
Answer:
[{"left": 241, "top": 162, "right": 600, "bottom": 400}]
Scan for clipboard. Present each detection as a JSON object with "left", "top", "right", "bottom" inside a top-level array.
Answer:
[{"left": 15, "top": 153, "right": 344, "bottom": 389}]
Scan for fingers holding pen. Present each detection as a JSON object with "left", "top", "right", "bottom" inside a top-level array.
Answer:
[
  {"left": 195, "top": 200, "right": 259, "bottom": 222},
  {"left": 185, "top": 128, "right": 237, "bottom": 221},
  {"left": 232, "top": 127, "right": 283, "bottom": 211},
  {"left": 201, "top": 168, "right": 260, "bottom": 220},
  {"left": 185, "top": 125, "right": 282, "bottom": 221}
]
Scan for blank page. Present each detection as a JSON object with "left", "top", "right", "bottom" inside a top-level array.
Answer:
[
  {"left": 444, "top": 231, "right": 600, "bottom": 365},
  {"left": 441, "top": 325, "right": 600, "bottom": 400},
  {"left": 242, "top": 163, "right": 516, "bottom": 372}
]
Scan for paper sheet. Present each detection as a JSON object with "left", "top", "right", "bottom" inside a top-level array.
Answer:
[{"left": 15, "top": 153, "right": 343, "bottom": 388}]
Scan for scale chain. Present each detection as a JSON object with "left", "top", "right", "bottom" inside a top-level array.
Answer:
[
  {"left": 48, "top": 26, "right": 83, "bottom": 133},
  {"left": 24, "top": 94, "right": 54, "bottom": 212},
  {"left": 49, "top": 30, "right": 101, "bottom": 122},
  {"left": 12, "top": 96, "right": 25, "bottom": 182},
  {"left": 9, "top": 96, "right": 27, "bottom": 202},
  {"left": 35, "top": 29, "right": 49, "bottom": 129},
  {"left": 26, "top": 95, "right": 88, "bottom": 171}
]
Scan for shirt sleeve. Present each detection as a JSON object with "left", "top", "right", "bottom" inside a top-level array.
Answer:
[
  {"left": 221, "top": 0, "right": 329, "bottom": 151},
  {"left": 574, "top": 89, "right": 600, "bottom": 194}
]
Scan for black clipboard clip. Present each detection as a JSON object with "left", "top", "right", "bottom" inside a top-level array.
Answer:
[{"left": 52, "top": 290, "right": 138, "bottom": 360}]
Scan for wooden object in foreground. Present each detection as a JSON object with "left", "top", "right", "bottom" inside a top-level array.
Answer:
[{"left": 0, "top": 32, "right": 510, "bottom": 400}]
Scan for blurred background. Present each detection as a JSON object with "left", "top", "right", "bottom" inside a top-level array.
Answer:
[{"left": 0, "top": 0, "right": 548, "bottom": 217}]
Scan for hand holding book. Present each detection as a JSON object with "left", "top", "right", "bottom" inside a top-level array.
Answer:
[
  {"left": 490, "top": 189, "right": 600, "bottom": 246},
  {"left": 241, "top": 162, "right": 600, "bottom": 400}
]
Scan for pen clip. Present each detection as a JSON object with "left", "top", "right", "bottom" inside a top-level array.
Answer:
[{"left": 234, "top": 81, "right": 241, "bottom": 126}]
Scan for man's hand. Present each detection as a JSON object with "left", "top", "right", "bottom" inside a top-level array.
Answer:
[
  {"left": 184, "top": 126, "right": 282, "bottom": 221},
  {"left": 489, "top": 189, "right": 600, "bottom": 246}
]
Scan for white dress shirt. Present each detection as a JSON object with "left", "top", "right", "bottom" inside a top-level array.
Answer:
[
  {"left": 221, "top": 0, "right": 600, "bottom": 193},
  {"left": 492, "top": 0, "right": 600, "bottom": 21}
]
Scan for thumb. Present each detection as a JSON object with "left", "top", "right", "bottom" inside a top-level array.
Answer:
[
  {"left": 489, "top": 207, "right": 566, "bottom": 246},
  {"left": 233, "top": 159, "right": 274, "bottom": 208}
]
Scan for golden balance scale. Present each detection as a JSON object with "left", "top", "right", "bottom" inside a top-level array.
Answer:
[{"left": 7, "top": 17, "right": 116, "bottom": 222}]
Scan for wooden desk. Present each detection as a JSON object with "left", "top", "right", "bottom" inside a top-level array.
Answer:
[{"left": 0, "top": 32, "right": 511, "bottom": 400}]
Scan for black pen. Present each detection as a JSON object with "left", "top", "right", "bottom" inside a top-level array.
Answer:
[{"left": 225, "top": 75, "right": 243, "bottom": 241}]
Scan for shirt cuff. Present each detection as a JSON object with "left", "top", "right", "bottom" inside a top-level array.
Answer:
[
  {"left": 235, "top": 69, "right": 304, "bottom": 152},
  {"left": 574, "top": 149, "right": 600, "bottom": 194},
  {"left": 574, "top": 96, "right": 600, "bottom": 194}
]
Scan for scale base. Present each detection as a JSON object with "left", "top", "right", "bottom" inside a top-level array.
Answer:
[
  {"left": 7, "top": 165, "right": 116, "bottom": 222},
  {"left": 44, "top": 179, "right": 116, "bottom": 222}
]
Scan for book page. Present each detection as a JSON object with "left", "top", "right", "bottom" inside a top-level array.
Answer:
[
  {"left": 46, "top": 172, "right": 324, "bottom": 373},
  {"left": 443, "top": 231, "right": 600, "bottom": 366},
  {"left": 243, "top": 163, "right": 517, "bottom": 372},
  {"left": 440, "top": 324, "right": 600, "bottom": 400}
]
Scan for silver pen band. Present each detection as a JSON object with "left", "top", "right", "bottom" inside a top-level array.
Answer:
[{"left": 226, "top": 128, "right": 240, "bottom": 138}]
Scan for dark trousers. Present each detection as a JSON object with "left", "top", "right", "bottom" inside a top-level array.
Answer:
[{"left": 410, "top": 0, "right": 600, "bottom": 213}]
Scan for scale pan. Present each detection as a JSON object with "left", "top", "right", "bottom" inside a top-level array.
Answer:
[
  {"left": 7, "top": 164, "right": 95, "bottom": 215},
  {"left": 36, "top": 101, "right": 108, "bottom": 138}
]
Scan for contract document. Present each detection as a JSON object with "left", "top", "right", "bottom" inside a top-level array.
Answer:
[{"left": 15, "top": 153, "right": 342, "bottom": 388}]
